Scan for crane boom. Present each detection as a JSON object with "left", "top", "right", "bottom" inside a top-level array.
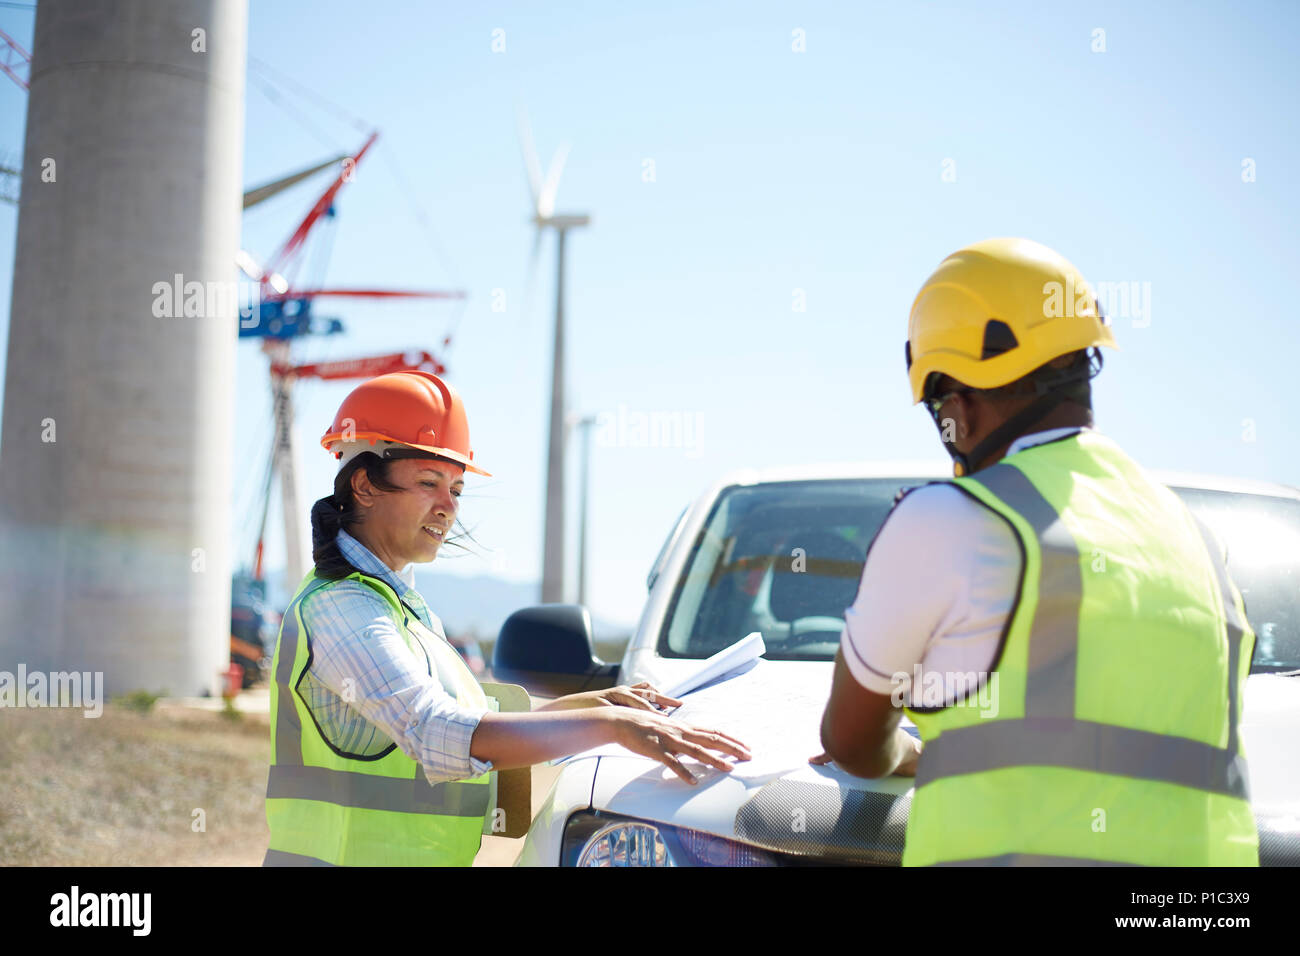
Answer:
[
  {"left": 0, "top": 26, "right": 31, "bottom": 91},
  {"left": 262, "top": 131, "right": 378, "bottom": 284},
  {"left": 270, "top": 350, "right": 446, "bottom": 382}
]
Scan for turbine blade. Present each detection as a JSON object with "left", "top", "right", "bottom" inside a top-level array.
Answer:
[
  {"left": 516, "top": 105, "right": 543, "bottom": 212},
  {"left": 538, "top": 142, "right": 570, "bottom": 220},
  {"left": 242, "top": 153, "right": 348, "bottom": 210}
]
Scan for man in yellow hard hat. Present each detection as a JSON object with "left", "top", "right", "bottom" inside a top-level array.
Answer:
[{"left": 816, "top": 237, "right": 1259, "bottom": 866}]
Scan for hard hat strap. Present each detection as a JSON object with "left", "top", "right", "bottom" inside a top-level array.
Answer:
[
  {"left": 945, "top": 389, "right": 1070, "bottom": 477},
  {"left": 941, "top": 348, "right": 1101, "bottom": 475}
]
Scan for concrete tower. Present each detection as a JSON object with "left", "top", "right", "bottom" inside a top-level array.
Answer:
[{"left": 0, "top": 0, "right": 247, "bottom": 697}]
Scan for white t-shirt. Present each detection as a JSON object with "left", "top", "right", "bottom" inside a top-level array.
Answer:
[{"left": 840, "top": 427, "right": 1086, "bottom": 707}]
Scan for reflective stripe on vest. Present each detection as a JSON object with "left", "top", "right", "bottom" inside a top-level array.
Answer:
[
  {"left": 933, "top": 854, "right": 1140, "bottom": 867},
  {"left": 264, "top": 848, "right": 336, "bottom": 867},
  {"left": 915, "top": 717, "right": 1248, "bottom": 799},
  {"left": 264, "top": 570, "right": 491, "bottom": 866},
  {"left": 266, "top": 764, "right": 490, "bottom": 816},
  {"left": 901, "top": 432, "right": 1258, "bottom": 867}
]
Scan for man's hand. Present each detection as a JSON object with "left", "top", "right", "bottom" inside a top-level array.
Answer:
[
  {"left": 818, "top": 648, "right": 918, "bottom": 778},
  {"left": 810, "top": 728, "right": 922, "bottom": 777},
  {"left": 891, "top": 728, "right": 922, "bottom": 776}
]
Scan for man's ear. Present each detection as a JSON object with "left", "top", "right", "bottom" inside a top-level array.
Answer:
[{"left": 954, "top": 390, "right": 977, "bottom": 442}]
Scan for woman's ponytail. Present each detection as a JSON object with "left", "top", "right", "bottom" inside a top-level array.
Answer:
[{"left": 310, "top": 493, "right": 355, "bottom": 580}]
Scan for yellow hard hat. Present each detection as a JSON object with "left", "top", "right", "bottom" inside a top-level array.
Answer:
[{"left": 905, "top": 237, "right": 1118, "bottom": 404}]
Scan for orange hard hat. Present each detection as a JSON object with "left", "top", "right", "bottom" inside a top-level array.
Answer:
[{"left": 320, "top": 370, "right": 490, "bottom": 476}]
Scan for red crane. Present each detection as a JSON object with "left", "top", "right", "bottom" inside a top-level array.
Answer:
[
  {"left": 0, "top": 26, "right": 31, "bottom": 91},
  {"left": 0, "top": 26, "right": 31, "bottom": 204},
  {"left": 243, "top": 131, "right": 466, "bottom": 586},
  {"left": 269, "top": 349, "right": 445, "bottom": 382}
]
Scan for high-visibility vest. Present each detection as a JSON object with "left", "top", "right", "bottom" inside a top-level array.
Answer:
[
  {"left": 263, "top": 569, "right": 493, "bottom": 866},
  {"left": 903, "top": 431, "right": 1259, "bottom": 866}
]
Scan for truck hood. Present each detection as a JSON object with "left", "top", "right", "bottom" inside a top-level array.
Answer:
[{"left": 583, "top": 661, "right": 1300, "bottom": 863}]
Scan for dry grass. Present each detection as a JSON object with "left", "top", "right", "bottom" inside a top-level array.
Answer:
[
  {"left": 0, "top": 701, "right": 555, "bottom": 866},
  {"left": 0, "top": 703, "right": 271, "bottom": 866}
]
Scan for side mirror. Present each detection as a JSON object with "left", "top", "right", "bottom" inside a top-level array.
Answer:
[{"left": 491, "top": 604, "right": 620, "bottom": 697}]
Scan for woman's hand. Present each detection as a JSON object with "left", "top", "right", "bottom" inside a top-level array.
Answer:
[
  {"left": 609, "top": 709, "right": 751, "bottom": 785},
  {"left": 538, "top": 681, "right": 682, "bottom": 713}
]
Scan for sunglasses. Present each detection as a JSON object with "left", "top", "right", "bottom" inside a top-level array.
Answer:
[{"left": 923, "top": 387, "right": 973, "bottom": 425}]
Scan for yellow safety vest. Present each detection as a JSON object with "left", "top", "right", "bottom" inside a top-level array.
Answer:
[
  {"left": 903, "top": 431, "right": 1258, "bottom": 866},
  {"left": 263, "top": 569, "right": 493, "bottom": 866}
]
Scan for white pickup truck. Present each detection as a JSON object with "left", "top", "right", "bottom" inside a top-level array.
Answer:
[{"left": 493, "top": 463, "right": 1300, "bottom": 867}]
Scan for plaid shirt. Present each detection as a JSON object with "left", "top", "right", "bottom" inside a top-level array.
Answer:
[{"left": 295, "top": 529, "right": 492, "bottom": 784}]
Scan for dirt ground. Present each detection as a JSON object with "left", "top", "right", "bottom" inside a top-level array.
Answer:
[{"left": 0, "top": 701, "right": 559, "bottom": 867}]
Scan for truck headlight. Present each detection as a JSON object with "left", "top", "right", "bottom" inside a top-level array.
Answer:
[
  {"left": 562, "top": 811, "right": 778, "bottom": 867},
  {"left": 578, "top": 821, "right": 674, "bottom": 867}
]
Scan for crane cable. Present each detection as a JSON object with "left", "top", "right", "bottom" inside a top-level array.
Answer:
[
  {"left": 248, "top": 56, "right": 370, "bottom": 134},
  {"left": 245, "top": 70, "right": 342, "bottom": 156},
  {"left": 245, "top": 57, "right": 465, "bottom": 338}
]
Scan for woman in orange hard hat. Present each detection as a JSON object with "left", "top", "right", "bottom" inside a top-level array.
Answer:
[{"left": 262, "top": 370, "right": 750, "bottom": 866}]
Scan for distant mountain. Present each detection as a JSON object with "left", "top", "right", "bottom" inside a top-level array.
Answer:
[
  {"left": 414, "top": 570, "right": 636, "bottom": 650},
  {"left": 262, "top": 567, "right": 633, "bottom": 650},
  {"left": 411, "top": 570, "right": 539, "bottom": 640}
]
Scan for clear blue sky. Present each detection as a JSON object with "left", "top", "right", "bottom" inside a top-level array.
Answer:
[{"left": 1, "top": 1, "right": 1297, "bottom": 626}]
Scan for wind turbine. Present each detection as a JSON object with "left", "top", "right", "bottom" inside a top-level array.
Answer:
[{"left": 518, "top": 110, "right": 590, "bottom": 605}]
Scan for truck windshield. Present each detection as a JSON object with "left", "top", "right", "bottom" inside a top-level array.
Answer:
[
  {"left": 656, "top": 479, "right": 1300, "bottom": 673},
  {"left": 658, "top": 479, "right": 902, "bottom": 662}
]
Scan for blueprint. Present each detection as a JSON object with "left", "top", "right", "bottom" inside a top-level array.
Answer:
[
  {"left": 558, "top": 651, "right": 918, "bottom": 776},
  {"left": 662, "top": 631, "right": 766, "bottom": 698},
  {"left": 669, "top": 659, "right": 828, "bottom": 772}
]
